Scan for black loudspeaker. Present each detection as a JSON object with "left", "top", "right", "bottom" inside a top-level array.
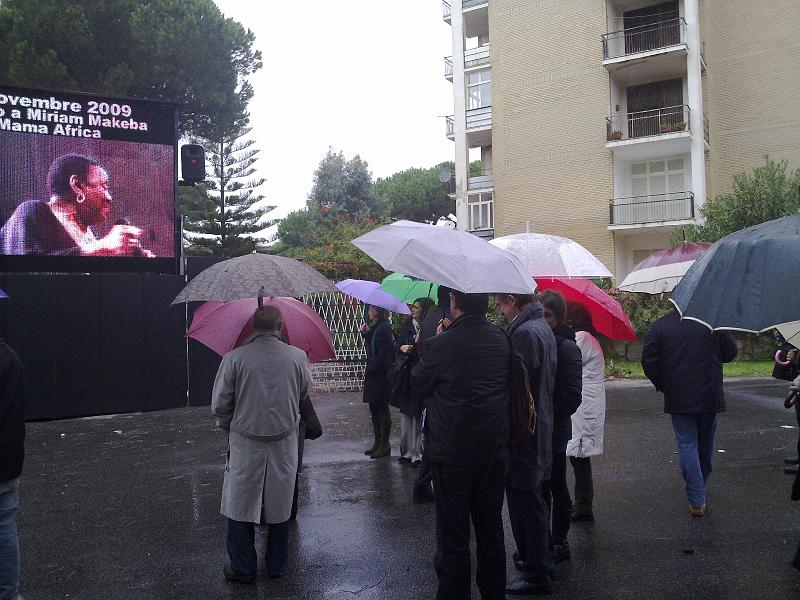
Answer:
[{"left": 180, "top": 144, "right": 206, "bottom": 183}]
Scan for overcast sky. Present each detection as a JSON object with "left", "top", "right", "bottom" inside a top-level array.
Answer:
[{"left": 214, "top": 0, "right": 455, "bottom": 221}]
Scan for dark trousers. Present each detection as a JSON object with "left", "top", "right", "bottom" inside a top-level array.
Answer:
[
  {"left": 545, "top": 439, "right": 572, "bottom": 544},
  {"left": 507, "top": 484, "right": 553, "bottom": 580},
  {"left": 570, "top": 456, "right": 594, "bottom": 515},
  {"left": 432, "top": 460, "right": 508, "bottom": 600},
  {"left": 227, "top": 518, "right": 290, "bottom": 577}
]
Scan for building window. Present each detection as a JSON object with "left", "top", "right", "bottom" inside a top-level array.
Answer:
[
  {"left": 631, "top": 157, "right": 685, "bottom": 199},
  {"left": 468, "top": 192, "right": 493, "bottom": 231},
  {"left": 467, "top": 69, "right": 491, "bottom": 110}
]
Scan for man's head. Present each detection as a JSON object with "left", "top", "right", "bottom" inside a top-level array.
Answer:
[
  {"left": 495, "top": 293, "right": 535, "bottom": 323},
  {"left": 253, "top": 305, "right": 283, "bottom": 333},
  {"left": 538, "top": 290, "right": 566, "bottom": 329},
  {"left": 48, "top": 154, "right": 112, "bottom": 226},
  {"left": 449, "top": 290, "right": 489, "bottom": 319}
]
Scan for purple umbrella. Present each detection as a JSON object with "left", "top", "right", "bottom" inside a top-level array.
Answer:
[{"left": 335, "top": 279, "right": 411, "bottom": 315}]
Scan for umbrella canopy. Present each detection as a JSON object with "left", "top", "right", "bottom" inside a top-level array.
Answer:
[
  {"left": 490, "top": 232, "right": 612, "bottom": 279},
  {"left": 535, "top": 278, "right": 637, "bottom": 342},
  {"left": 352, "top": 220, "right": 535, "bottom": 294},
  {"left": 619, "top": 242, "right": 710, "bottom": 294},
  {"left": 172, "top": 253, "right": 337, "bottom": 304},
  {"left": 335, "top": 279, "right": 411, "bottom": 315},
  {"left": 188, "top": 297, "right": 336, "bottom": 362},
  {"left": 777, "top": 322, "right": 800, "bottom": 345},
  {"left": 380, "top": 272, "right": 439, "bottom": 304},
  {"left": 670, "top": 213, "right": 800, "bottom": 332}
]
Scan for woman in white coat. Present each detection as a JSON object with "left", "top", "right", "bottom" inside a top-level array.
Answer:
[{"left": 565, "top": 302, "right": 606, "bottom": 522}]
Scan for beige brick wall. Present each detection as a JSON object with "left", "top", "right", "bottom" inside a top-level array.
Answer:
[
  {"left": 704, "top": 0, "right": 800, "bottom": 197},
  {"left": 489, "top": 0, "right": 616, "bottom": 275}
]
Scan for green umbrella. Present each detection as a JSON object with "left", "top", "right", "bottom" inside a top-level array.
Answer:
[{"left": 380, "top": 272, "right": 439, "bottom": 305}]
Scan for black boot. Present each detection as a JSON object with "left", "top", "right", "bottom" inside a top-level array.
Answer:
[{"left": 365, "top": 412, "right": 380, "bottom": 455}]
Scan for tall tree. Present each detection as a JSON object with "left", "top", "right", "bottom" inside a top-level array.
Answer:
[
  {"left": 181, "top": 126, "right": 276, "bottom": 256},
  {"left": 675, "top": 155, "right": 800, "bottom": 243},
  {"left": 308, "top": 148, "right": 387, "bottom": 221},
  {"left": 0, "top": 0, "right": 261, "bottom": 137}
]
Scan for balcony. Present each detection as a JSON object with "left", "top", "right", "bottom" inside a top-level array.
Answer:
[
  {"left": 606, "top": 105, "right": 692, "bottom": 160},
  {"left": 609, "top": 192, "right": 695, "bottom": 228},
  {"left": 467, "top": 170, "right": 493, "bottom": 191},
  {"left": 602, "top": 18, "right": 688, "bottom": 80},
  {"left": 445, "top": 108, "right": 492, "bottom": 146},
  {"left": 442, "top": 0, "right": 452, "bottom": 23},
  {"left": 465, "top": 44, "right": 490, "bottom": 69},
  {"left": 444, "top": 56, "right": 453, "bottom": 80}
]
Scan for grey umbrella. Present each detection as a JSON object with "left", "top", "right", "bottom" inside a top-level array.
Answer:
[
  {"left": 171, "top": 253, "right": 337, "bottom": 304},
  {"left": 670, "top": 212, "right": 800, "bottom": 332},
  {"left": 352, "top": 220, "right": 536, "bottom": 294}
]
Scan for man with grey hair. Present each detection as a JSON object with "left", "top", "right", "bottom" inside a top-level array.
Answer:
[{"left": 212, "top": 305, "right": 313, "bottom": 584}]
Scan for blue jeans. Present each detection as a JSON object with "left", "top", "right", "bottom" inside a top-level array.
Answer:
[
  {"left": 671, "top": 414, "right": 717, "bottom": 508},
  {"left": 0, "top": 478, "right": 20, "bottom": 600}
]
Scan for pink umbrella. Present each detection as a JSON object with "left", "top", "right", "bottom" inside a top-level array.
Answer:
[
  {"left": 618, "top": 242, "right": 710, "bottom": 294},
  {"left": 188, "top": 297, "right": 336, "bottom": 362},
  {"left": 535, "top": 278, "right": 637, "bottom": 342}
]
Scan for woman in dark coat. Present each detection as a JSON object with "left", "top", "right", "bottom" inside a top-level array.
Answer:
[{"left": 362, "top": 306, "right": 395, "bottom": 459}]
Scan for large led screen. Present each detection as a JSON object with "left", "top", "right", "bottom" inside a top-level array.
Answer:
[{"left": 0, "top": 84, "right": 178, "bottom": 273}]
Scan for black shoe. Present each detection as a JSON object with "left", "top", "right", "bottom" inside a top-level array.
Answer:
[
  {"left": 506, "top": 576, "right": 553, "bottom": 596},
  {"left": 411, "top": 459, "right": 422, "bottom": 468},
  {"left": 223, "top": 564, "right": 256, "bottom": 585},
  {"left": 571, "top": 511, "right": 594, "bottom": 522},
  {"left": 268, "top": 570, "right": 285, "bottom": 579},
  {"left": 785, "top": 465, "right": 800, "bottom": 475},
  {"left": 553, "top": 541, "right": 571, "bottom": 563},
  {"left": 398, "top": 456, "right": 412, "bottom": 464},
  {"left": 514, "top": 558, "right": 525, "bottom": 572},
  {"left": 784, "top": 457, "right": 800, "bottom": 465}
]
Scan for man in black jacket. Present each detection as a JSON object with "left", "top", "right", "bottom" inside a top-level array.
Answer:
[
  {"left": 642, "top": 310, "right": 737, "bottom": 516},
  {"left": 0, "top": 339, "right": 24, "bottom": 600},
  {"left": 496, "top": 294, "right": 557, "bottom": 596},
  {"left": 412, "top": 290, "right": 510, "bottom": 600}
]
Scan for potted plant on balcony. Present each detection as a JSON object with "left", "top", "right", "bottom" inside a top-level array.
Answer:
[
  {"left": 660, "top": 121, "right": 686, "bottom": 134},
  {"left": 607, "top": 130, "right": 623, "bottom": 141}
]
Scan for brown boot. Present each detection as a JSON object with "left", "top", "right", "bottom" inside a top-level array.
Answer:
[
  {"left": 371, "top": 415, "right": 391, "bottom": 459},
  {"left": 365, "top": 413, "right": 380, "bottom": 455}
]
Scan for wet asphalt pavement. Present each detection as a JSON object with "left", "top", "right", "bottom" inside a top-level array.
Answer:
[{"left": 16, "top": 378, "right": 800, "bottom": 599}]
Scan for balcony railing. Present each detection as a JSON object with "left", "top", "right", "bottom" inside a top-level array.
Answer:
[
  {"left": 609, "top": 192, "right": 695, "bottom": 226},
  {"left": 442, "top": 0, "right": 452, "bottom": 20},
  {"left": 445, "top": 115, "right": 455, "bottom": 137},
  {"left": 606, "top": 105, "right": 691, "bottom": 142},
  {"left": 463, "top": 0, "right": 488, "bottom": 9},
  {"left": 468, "top": 169, "right": 493, "bottom": 191},
  {"left": 444, "top": 56, "right": 453, "bottom": 78},
  {"left": 602, "top": 18, "right": 687, "bottom": 60},
  {"left": 464, "top": 44, "right": 490, "bottom": 67}
]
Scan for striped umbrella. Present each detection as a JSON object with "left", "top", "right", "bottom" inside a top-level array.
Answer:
[{"left": 619, "top": 242, "right": 710, "bottom": 294}]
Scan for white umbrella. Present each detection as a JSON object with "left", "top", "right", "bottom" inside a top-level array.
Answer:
[
  {"left": 351, "top": 220, "right": 536, "bottom": 294},
  {"left": 489, "top": 233, "right": 612, "bottom": 279},
  {"left": 777, "top": 322, "right": 800, "bottom": 345},
  {"left": 618, "top": 243, "right": 710, "bottom": 294}
]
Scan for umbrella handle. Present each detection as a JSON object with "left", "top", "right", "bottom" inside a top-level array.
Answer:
[{"left": 775, "top": 349, "right": 793, "bottom": 367}]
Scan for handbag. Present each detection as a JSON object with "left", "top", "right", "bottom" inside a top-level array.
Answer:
[
  {"left": 299, "top": 395, "right": 322, "bottom": 440},
  {"left": 501, "top": 330, "right": 537, "bottom": 449}
]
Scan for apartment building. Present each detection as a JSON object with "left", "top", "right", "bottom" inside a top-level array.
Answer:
[{"left": 441, "top": 0, "right": 800, "bottom": 280}]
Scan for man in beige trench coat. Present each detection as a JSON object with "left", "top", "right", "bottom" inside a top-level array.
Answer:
[{"left": 211, "top": 305, "right": 313, "bottom": 584}]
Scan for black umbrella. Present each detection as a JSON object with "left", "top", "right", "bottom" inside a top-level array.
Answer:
[
  {"left": 171, "top": 253, "right": 337, "bottom": 304},
  {"left": 670, "top": 212, "right": 800, "bottom": 332}
]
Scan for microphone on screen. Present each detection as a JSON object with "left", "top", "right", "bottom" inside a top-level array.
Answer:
[{"left": 113, "top": 217, "right": 147, "bottom": 257}]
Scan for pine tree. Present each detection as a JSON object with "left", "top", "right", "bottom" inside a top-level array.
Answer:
[{"left": 181, "top": 126, "right": 276, "bottom": 256}]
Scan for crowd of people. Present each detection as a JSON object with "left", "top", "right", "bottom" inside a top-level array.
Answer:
[{"left": 1, "top": 287, "right": 798, "bottom": 598}]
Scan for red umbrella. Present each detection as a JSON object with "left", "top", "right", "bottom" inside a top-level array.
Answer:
[
  {"left": 188, "top": 297, "right": 336, "bottom": 362},
  {"left": 535, "top": 278, "right": 637, "bottom": 342}
]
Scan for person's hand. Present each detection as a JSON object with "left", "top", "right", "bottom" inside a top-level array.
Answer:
[
  {"left": 790, "top": 375, "right": 800, "bottom": 394},
  {"left": 400, "top": 344, "right": 414, "bottom": 354},
  {"left": 436, "top": 318, "right": 451, "bottom": 334},
  {"left": 359, "top": 323, "right": 370, "bottom": 334},
  {"left": 91, "top": 224, "right": 145, "bottom": 256}
]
